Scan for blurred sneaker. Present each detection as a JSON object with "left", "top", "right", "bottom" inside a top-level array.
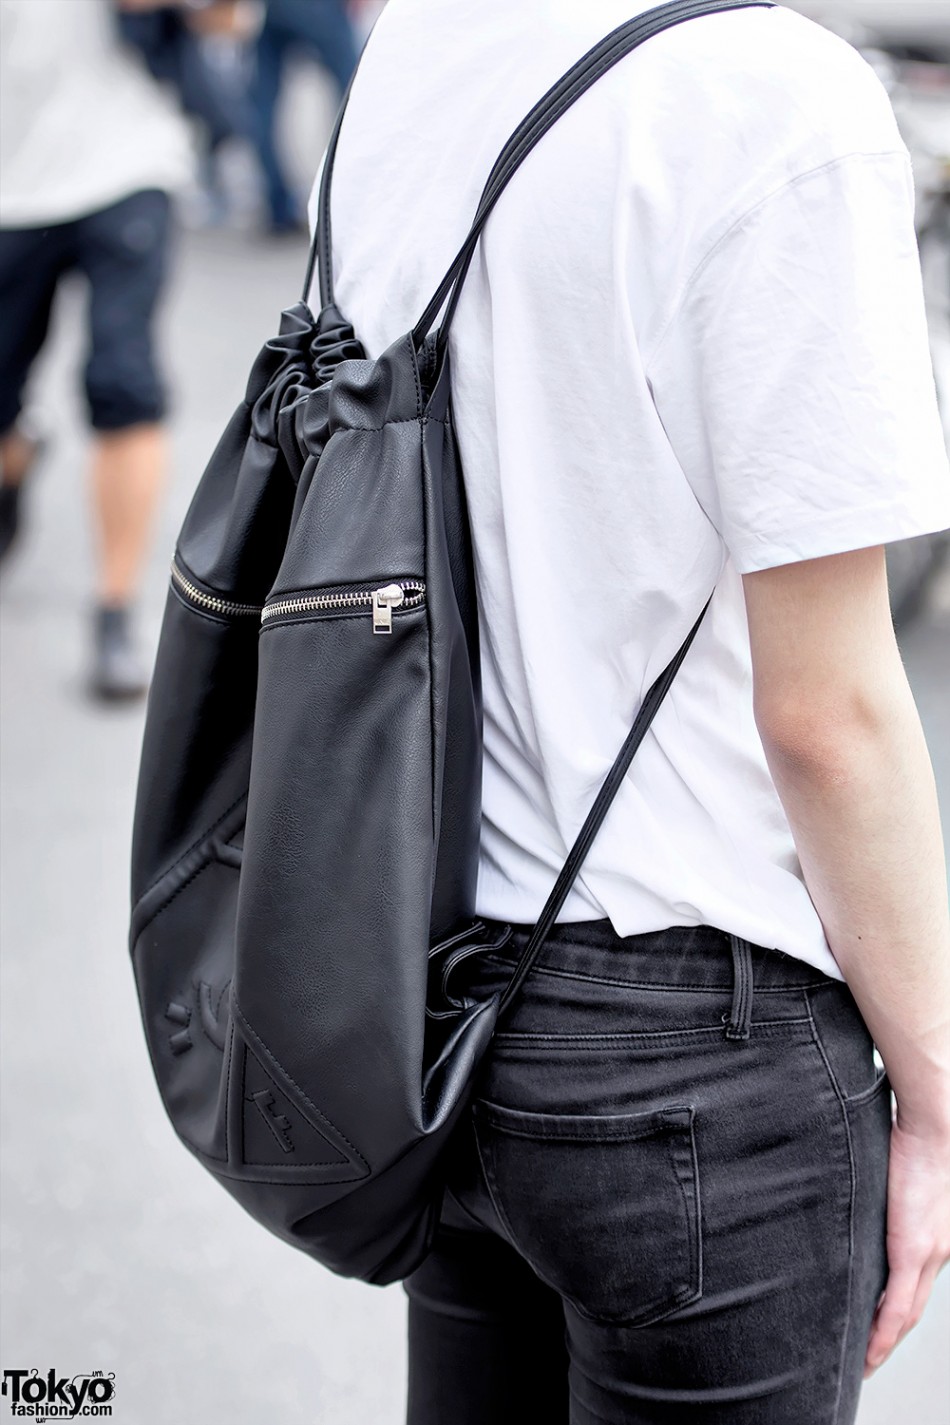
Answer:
[{"left": 90, "top": 604, "right": 149, "bottom": 702}]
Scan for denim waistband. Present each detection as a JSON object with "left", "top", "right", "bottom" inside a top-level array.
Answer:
[{"left": 480, "top": 918, "right": 833, "bottom": 995}]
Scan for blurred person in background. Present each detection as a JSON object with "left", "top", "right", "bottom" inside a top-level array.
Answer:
[
  {"left": 0, "top": 0, "right": 194, "bottom": 699},
  {"left": 253, "top": 0, "right": 360, "bottom": 232},
  {"left": 118, "top": 0, "right": 257, "bottom": 226}
]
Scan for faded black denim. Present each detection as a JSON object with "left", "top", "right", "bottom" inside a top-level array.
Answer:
[{"left": 404, "top": 921, "right": 891, "bottom": 1424}]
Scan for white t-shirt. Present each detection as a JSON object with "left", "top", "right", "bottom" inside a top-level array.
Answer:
[
  {"left": 310, "top": 0, "right": 950, "bottom": 979},
  {"left": 0, "top": 0, "right": 193, "bottom": 228}
]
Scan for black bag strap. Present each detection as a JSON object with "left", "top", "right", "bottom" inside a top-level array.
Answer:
[
  {"left": 306, "top": 0, "right": 775, "bottom": 318},
  {"left": 496, "top": 599, "right": 709, "bottom": 1017},
  {"left": 302, "top": 64, "right": 357, "bottom": 306}
]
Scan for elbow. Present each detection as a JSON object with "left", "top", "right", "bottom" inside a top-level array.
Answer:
[{"left": 753, "top": 683, "right": 904, "bottom": 787}]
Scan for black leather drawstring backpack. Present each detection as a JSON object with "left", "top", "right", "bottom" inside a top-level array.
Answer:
[{"left": 129, "top": 0, "right": 773, "bottom": 1286}]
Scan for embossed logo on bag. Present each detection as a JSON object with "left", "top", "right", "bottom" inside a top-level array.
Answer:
[
  {"left": 250, "top": 1089, "right": 294, "bottom": 1154},
  {"left": 164, "top": 1000, "right": 192, "bottom": 1055},
  {"left": 165, "top": 980, "right": 230, "bottom": 1055},
  {"left": 236, "top": 1037, "right": 368, "bottom": 1177}
]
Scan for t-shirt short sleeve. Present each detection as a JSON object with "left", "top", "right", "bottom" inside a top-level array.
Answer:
[{"left": 645, "top": 149, "right": 950, "bottom": 573}]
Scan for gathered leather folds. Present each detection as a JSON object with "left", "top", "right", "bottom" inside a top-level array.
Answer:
[{"left": 129, "top": 0, "right": 768, "bottom": 1285}]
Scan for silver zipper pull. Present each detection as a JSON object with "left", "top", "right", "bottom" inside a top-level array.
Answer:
[{"left": 372, "top": 584, "right": 405, "bottom": 634}]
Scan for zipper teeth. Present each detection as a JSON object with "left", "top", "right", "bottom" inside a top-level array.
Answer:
[
  {"left": 261, "top": 580, "right": 426, "bottom": 624},
  {"left": 170, "top": 560, "right": 262, "bottom": 618}
]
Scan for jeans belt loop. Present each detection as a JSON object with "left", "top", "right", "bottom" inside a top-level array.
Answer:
[{"left": 725, "top": 935, "right": 754, "bottom": 1041}]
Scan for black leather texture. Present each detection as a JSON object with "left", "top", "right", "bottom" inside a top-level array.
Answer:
[{"left": 129, "top": 0, "right": 772, "bottom": 1286}]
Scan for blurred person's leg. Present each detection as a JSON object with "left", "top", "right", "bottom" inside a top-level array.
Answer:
[
  {"left": 178, "top": 27, "right": 253, "bottom": 151},
  {"left": 252, "top": 15, "right": 298, "bottom": 230},
  {"left": 268, "top": 0, "right": 359, "bottom": 95},
  {"left": 177, "top": 19, "right": 256, "bottom": 224},
  {"left": 90, "top": 426, "right": 167, "bottom": 609},
  {"left": 74, "top": 189, "right": 173, "bottom": 700},
  {"left": 0, "top": 224, "right": 73, "bottom": 559},
  {"left": 252, "top": 0, "right": 359, "bottom": 231}
]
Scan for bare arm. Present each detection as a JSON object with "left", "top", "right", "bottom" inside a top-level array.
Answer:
[{"left": 743, "top": 545, "right": 950, "bottom": 1375}]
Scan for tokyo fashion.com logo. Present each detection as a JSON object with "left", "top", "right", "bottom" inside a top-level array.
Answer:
[{"left": 1, "top": 1369, "right": 115, "bottom": 1419}]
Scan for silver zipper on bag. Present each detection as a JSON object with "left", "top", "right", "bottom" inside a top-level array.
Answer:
[
  {"left": 172, "top": 558, "right": 425, "bottom": 635},
  {"left": 170, "top": 560, "right": 262, "bottom": 618},
  {"left": 262, "top": 580, "right": 426, "bottom": 634}
]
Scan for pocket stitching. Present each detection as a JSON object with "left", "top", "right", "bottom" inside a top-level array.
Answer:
[
  {"left": 845, "top": 1067, "right": 891, "bottom": 1109},
  {"left": 474, "top": 1099, "right": 693, "bottom": 1141},
  {"left": 672, "top": 1113, "right": 703, "bottom": 1315},
  {"left": 476, "top": 958, "right": 830, "bottom": 994},
  {"left": 804, "top": 988, "right": 886, "bottom": 1108},
  {"left": 491, "top": 1018, "right": 813, "bottom": 1046},
  {"left": 471, "top": 1105, "right": 702, "bottom": 1327}
]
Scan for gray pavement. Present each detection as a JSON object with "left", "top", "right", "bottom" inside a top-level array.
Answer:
[{"left": 2, "top": 218, "right": 949, "bottom": 1425}]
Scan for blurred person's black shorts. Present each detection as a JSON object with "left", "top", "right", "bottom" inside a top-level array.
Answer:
[{"left": 0, "top": 188, "right": 172, "bottom": 434}]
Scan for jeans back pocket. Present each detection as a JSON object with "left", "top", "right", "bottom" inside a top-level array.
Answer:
[
  {"left": 471, "top": 1099, "right": 702, "bottom": 1326},
  {"left": 807, "top": 982, "right": 889, "bottom": 1105}
]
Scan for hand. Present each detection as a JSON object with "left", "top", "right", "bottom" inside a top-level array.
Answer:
[
  {"left": 865, "top": 1116, "right": 950, "bottom": 1377},
  {"left": 185, "top": 3, "right": 247, "bottom": 38}
]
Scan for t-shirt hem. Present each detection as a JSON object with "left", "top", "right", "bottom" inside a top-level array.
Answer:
[
  {"left": 0, "top": 167, "right": 191, "bottom": 231},
  {"left": 730, "top": 494, "right": 950, "bottom": 575}
]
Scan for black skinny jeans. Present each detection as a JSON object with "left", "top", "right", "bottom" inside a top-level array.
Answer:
[{"left": 404, "top": 921, "right": 891, "bottom": 1424}]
